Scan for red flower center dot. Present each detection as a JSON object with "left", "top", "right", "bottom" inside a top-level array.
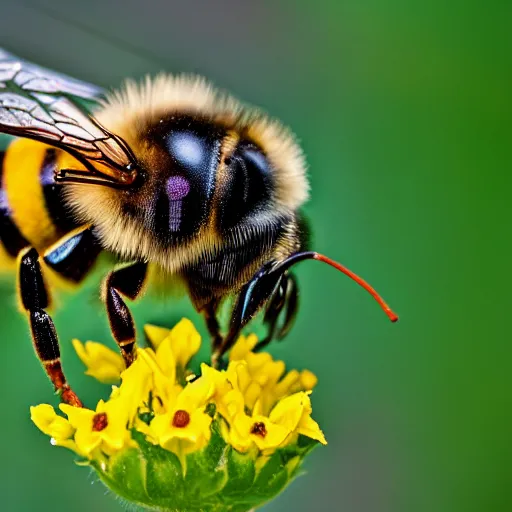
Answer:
[
  {"left": 250, "top": 421, "right": 267, "bottom": 438},
  {"left": 172, "top": 410, "right": 191, "bottom": 428},
  {"left": 92, "top": 412, "right": 109, "bottom": 432}
]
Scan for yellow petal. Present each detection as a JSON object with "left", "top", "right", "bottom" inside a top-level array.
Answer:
[
  {"left": 175, "top": 377, "right": 214, "bottom": 410},
  {"left": 72, "top": 339, "right": 125, "bottom": 384},
  {"left": 273, "top": 370, "right": 300, "bottom": 398},
  {"left": 261, "top": 359, "right": 286, "bottom": 387},
  {"left": 244, "top": 381, "right": 262, "bottom": 410},
  {"left": 229, "top": 333, "right": 258, "bottom": 362},
  {"left": 226, "top": 361, "right": 252, "bottom": 393},
  {"left": 250, "top": 417, "right": 290, "bottom": 451},
  {"left": 30, "top": 404, "right": 74, "bottom": 441},
  {"left": 74, "top": 428, "right": 101, "bottom": 456},
  {"left": 167, "top": 318, "right": 201, "bottom": 368},
  {"left": 229, "top": 414, "right": 255, "bottom": 452},
  {"left": 244, "top": 351, "right": 274, "bottom": 377},
  {"left": 144, "top": 324, "right": 171, "bottom": 349},
  {"left": 100, "top": 399, "right": 132, "bottom": 451},
  {"left": 200, "top": 363, "right": 232, "bottom": 398},
  {"left": 270, "top": 392, "right": 327, "bottom": 445},
  {"left": 137, "top": 347, "right": 176, "bottom": 405},
  {"left": 53, "top": 438, "right": 84, "bottom": 455},
  {"left": 118, "top": 356, "right": 153, "bottom": 419},
  {"left": 299, "top": 370, "right": 318, "bottom": 391},
  {"left": 154, "top": 335, "right": 177, "bottom": 382},
  {"left": 59, "top": 404, "right": 96, "bottom": 430},
  {"left": 166, "top": 411, "right": 212, "bottom": 444},
  {"left": 217, "top": 389, "right": 245, "bottom": 421},
  {"left": 297, "top": 414, "right": 327, "bottom": 445},
  {"left": 269, "top": 392, "right": 306, "bottom": 431},
  {"left": 148, "top": 382, "right": 213, "bottom": 457},
  {"left": 149, "top": 412, "right": 174, "bottom": 444}
]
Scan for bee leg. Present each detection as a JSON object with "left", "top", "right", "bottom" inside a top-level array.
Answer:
[
  {"left": 254, "top": 273, "right": 300, "bottom": 352},
  {"left": 214, "top": 262, "right": 286, "bottom": 362},
  {"left": 254, "top": 275, "right": 289, "bottom": 352},
  {"left": 251, "top": 273, "right": 294, "bottom": 351},
  {"left": 203, "top": 300, "right": 223, "bottom": 352},
  {"left": 102, "top": 262, "right": 148, "bottom": 367},
  {"left": 275, "top": 272, "right": 299, "bottom": 341},
  {"left": 18, "top": 247, "right": 82, "bottom": 406}
]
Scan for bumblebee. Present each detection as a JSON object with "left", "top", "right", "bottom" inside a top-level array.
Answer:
[{"left": 0, "top": 49, "right": 397, "bottom": 407}]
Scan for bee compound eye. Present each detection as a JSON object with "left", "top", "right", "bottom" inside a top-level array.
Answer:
[{"left": 219, "top": 143, "right": 273, "bottom": 231}]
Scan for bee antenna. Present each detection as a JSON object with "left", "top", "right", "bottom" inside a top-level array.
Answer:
[{"left": 274, "top": 251, "right": 399, "bottom": 322}]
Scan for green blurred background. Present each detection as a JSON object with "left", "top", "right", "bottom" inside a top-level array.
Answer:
[{"left": 0, "top": 0, "right": 510, "bottom": 510}]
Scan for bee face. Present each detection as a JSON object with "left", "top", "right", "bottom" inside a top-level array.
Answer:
[
  {"left": 124, "top": 115, "right": 223, "bottom": 243},
  {"left": 114, "top": 113, "right": 276, "bottom": 246},
  {"left": 67, "top": 75, "right": 309, "bottom": 270}
]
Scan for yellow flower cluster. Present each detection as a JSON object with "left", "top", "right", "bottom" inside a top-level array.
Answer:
[{"left": 31, "top": 319, "right": 326, "bottom": 462}]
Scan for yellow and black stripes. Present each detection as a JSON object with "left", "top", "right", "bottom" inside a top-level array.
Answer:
[
  {"left": 0, "top": 149, "right": 29, "bottom": 257},
  {"left": 40, "top": 148, "right": 79, "bottom": 234},
  {"left": 0, "top": 138, "right": 80, "bottom": 255}
]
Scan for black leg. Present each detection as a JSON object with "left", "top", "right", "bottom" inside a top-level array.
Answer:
[
  {"left": 18, "top": 247, "right": 82, "bottom": 406},
  {"left": 203, "top": 299, "right": 223, "bottom": 352},
  {"left": 276, "top": 272, "right": 299, "bottom": 340},
  {"left": 102, "top": 262, "right": 148, "bottom": 366},
  {"left": 255, "top": 275, "right": 289, "bottom": 352},
  {"left": 254, "top": 273, "right": 300, "bottom": 352},
  {"left": 213, "top": 262, "right": 285, "bottom": 363}
]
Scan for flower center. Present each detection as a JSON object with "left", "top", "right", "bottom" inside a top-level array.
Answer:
[
  {"left": 172, "top": 410, "right": 190, "bottom": 428},
  {"left": 250, "top": 421, "right": 267, "bottom": 438},
  {"left": 92, "top": 412, "right": 108, "bottom": 432}
]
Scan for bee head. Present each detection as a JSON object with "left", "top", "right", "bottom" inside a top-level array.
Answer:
[{"left": 66, "top": 75, "right": 309, "bottom": 272}]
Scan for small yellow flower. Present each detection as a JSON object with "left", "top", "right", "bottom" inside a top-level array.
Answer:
[
  {"left": 30, "top": 404, "right": 78, "bottom": 452},
  {"left": 269, "top": 392, "right": 327, "bottom": 445},
  {"left": 148, "top": 376, "right": 214, "bottom": 456},
  {"left": 137, "top": 346, "right": 181, "bottom": 408},
  {"left": 201, "top": 361, "right": 258, "bottom": 421},
  {"left": 146, "top": 318, "right": 201, "bottom": 369},
  {"left": 229, "top": 333, "right": 258, "bottom": 361},
  {"left": 116, "top": 356, "right": 154, "bottom": 421},
  {"left": 227, "top": 334, "right": 317, "bottom": 415},
  {"left": 230, "top": 413, "right": 291, "bottom": 453},
  {"left": 199, "top": 363, "right": 232, "bottom": 398},
  {"left": 143, "top": 324, "right": 172, "bottom": 349},
  {"left": 226, "top": 360, "right": 262, "bottom": 410},
  {"left": 60, "top": 397, "right": 132, "bottom": 457},
  {"left": 72, "top": 339, "right": 125, "bottom": 384},
  {"left": 30, "top": 318, "right": 328, "bottom": 512},
  {"left": 218, "top": 390, "right": 290, "bottom": 453}
]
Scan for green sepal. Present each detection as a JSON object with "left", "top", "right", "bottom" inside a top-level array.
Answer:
[{"left": 91, "top": 423, "right": 319, "bottom": 512}]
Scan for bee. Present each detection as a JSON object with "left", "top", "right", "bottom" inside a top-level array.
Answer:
[{"left": 0, "top": 49, "right": 397, "bottom": 406}]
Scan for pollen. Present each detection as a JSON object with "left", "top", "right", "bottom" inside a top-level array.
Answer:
[
  {"left": 172, "top": 410, "right": 191, "bottom": 428},
  {"left": 250, "top": 421, "right": 267, "bottom": 438},
  {"left": 92, "top": 412, "right": 109, "bottom": 432}
]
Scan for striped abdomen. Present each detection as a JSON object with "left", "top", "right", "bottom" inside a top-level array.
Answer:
[
  {"left": 0, "top": 138, "right": 103, "bottom": 285},
  {"left": 0, "top": 138, "right": 79, "bottom": 258}
]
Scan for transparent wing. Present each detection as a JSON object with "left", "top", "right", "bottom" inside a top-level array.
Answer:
[{"left": 0, "top": 49, "right": 136, "bottom": 185}]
